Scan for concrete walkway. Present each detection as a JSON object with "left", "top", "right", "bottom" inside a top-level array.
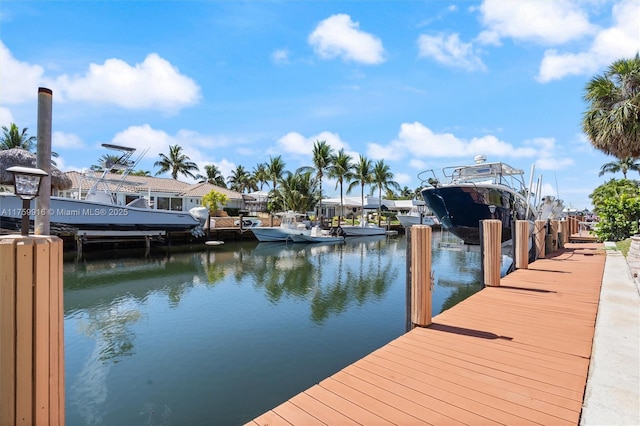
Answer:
[{"left": 581, "top": 242, "right": 640, "bottom": 425}]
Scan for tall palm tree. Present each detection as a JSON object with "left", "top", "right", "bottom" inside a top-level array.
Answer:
[
  {"left": 266, "top": 155, "right": 286, "bottom": 191},
  {"left": 582, "top": 54, "right": 640, "bottom": 159},
  {"left": 276, "top": 170, "right": 318, "bottom": 213},
  {"left": 347, "top": 156, "right": 373, "bottom": 223},
  {"left": 598, "top": 157, "right": 640, "bottom": 179},
  {"left": 154, "top": 145, "right": 199, "bottom": 180},
  {"left": 0, "top": 123, "right": 36, "bottom": 150},
  {"left": 197, "top": 164, "right": 227, "bottom": 187},
  {"left": 328, "top": 149, "right": 353, "bottom": 224},
  {"left": 252, "top": 162, "right": 269, "bottom": 191},
  {"left": 371, "top": 160, "right": 400, "bottom": 226},
  {"left": 1, "top": 122, "right": 59, "bottom": 165},
  {"left": 299, "top": 140, "right": 334, "bottom": 221},
  {"left": 227, "top": 165, "right": 252, "bottom": 193}
]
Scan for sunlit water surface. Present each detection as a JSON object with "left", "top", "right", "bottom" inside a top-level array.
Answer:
[{"left": 64, "top": 232, "right": 484, "bottom": 425}]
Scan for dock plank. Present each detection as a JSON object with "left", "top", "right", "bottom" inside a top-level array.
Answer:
[{"left": 246, "top": 243, "right": 606, "bottom": 425}]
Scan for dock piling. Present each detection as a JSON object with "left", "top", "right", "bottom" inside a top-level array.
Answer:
[
  {"left": 482, "top": 219, "right": 501, "bottom": 286},
  {"left": 410, "top": 225, "right": 432, "bottom": 328},
  {"left": 515, "top": 220, "right": 529, "bottom": 269}
]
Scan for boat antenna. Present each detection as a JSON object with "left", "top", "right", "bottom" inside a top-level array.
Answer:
[
  {"left": 525, "top": 163, "right": 535, "bottom": 219},
  {"left": 554, "top": 171, "right": 560, "bottom": 199}
]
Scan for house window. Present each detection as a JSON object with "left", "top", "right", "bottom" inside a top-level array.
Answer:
[
  {"left": 171, "top": 198, "right": 183, "bottom": 211},
  {"left": 156, "top": 197, "right": 170, "bottom": 210}
]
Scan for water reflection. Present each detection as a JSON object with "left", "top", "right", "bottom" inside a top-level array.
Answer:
[{"left": 64, "top": 232, "right": 484, "bottom": 425}]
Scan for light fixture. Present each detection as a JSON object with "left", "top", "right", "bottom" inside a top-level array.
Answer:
[
  {"left": 7, "top": 166, "right": 48, "bottom": 236},
  {"left": 488, "top": 204, "right": 496, "bottom": 218}
]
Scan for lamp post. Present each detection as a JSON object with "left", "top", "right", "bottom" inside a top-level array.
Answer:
[{"left": 7, "top": 166, "right": 48, "bottom": 236}]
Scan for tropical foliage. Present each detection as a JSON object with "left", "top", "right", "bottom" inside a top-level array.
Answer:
[
  {"left": 1, "top": 122, "right": 59, "bottom": 165},
  {"left": 1, "top": 123, "right": 36, "bottom": 150},
  {"left": 347, "top": 156, "right": 374, "bottom": 218},
  {"left": 371, "top": 160, "right": 400, "bottom": 225},
  {"left": 197, "top": 164, "right": 227, "bottom": 187},
  {"left": 328, "top": 148, "right": 354, "bottom": 223},
  {"left": 582, "top": 54, "right": 640, "bottom": 159},
  {"left": 154, "top": 145, "right": 199, "bottom": 179},
  {"left": 598, "top": 157, "right": 640, "bottom": 179},
  {"left": 202, "top": 190, "right": 229, "bottom": 216},
  {"left": 590, "top": 179, "right": 640, "bottom": 241},
  {"left": 268, "top": 170, "right": 318, "bottom": 213},
  {"left": 298, "top": 140, "right": 334, "bottom": 218},
  {"left": 227, "top": 165, "right": 254, "bottom": 193}
]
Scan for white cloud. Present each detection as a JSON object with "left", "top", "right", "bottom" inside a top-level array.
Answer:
[
  {"left": 418, "top": 33, "right": 486, "bottom": 71},
  {"left": 271, "top": 49, "right": 290, "bottom": 64},
  {"left": 53, "top": 131, "right": 85, "bottom": 149},
  {"left": 386, "top": 122, "right": 568, "bottom": 165},
  {"left": 55, "top": 53, "right": 201, "bottom": 113},
  {"left": 537, "top": 0, "right": 640, "bottom": 82},
  {"left": 277, "top": 132, "right": 310, "bottom": 156},
  {"left": 0, "top": 41, "right": 45, "bottom": 103},
  {"left": 308, "top": 14, "right": 385, "bottom": 65},
  {"left": 477, "top": 0, "right": 596, "bottom": 46},
  {"left": 367, "top": 142, "right": 400, "bottom": 161},
  {"left": 394, "top": 172, "right": 412, "bottom": 186},
  {"left": 0, "top": 42, "right": 201, "bottom": 113},
  {"left": 0, "top": 106, "right": 14, "bottom": 125},
  {"left": 277, "top": 131, "right": 349, "bottom": 157}
]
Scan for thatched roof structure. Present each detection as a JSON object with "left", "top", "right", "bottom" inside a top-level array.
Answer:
[{"left": 0, "top": 148, "right": 72, "bottom": 190}]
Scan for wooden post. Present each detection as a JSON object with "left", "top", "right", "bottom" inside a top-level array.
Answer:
[
  {"left": 410, "top": 225, "right": 432, "bottom": 327},
  {"left": 482, "top": 220, "right": 501, "bottom": 286},
  {"left": 515, "top": 220, "right": 529, "bottom": 269},
  {"left": 534, "top": 220, "right": 547, "bottom": 259},
  {"left": 550, "top": 220, "right": 559, "bottom": 252},
  {"left": 558, "top": 220, "right": 568, "bottom": 248},
  {"left": 0, "top": 235, "right": 65, "bottom": 426}
]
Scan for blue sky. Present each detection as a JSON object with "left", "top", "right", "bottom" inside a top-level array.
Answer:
[{"left": 1, "top": 0, "right": 639, "bottom": 210}]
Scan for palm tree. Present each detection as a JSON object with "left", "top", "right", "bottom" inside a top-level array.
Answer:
[
  {"left": 266, "top": 155, "right": 286, "bottom": 191},
  {"left": 582, "top": 54, "right": 640, "bottom": 159},
  {"left": 252, "top": 162, "right": 269, "bottom": 191},
  {"left": 0, "top": 123, "right": 36, "bottom": 150},
  {"left": 154, "top": 145, "right": 199, "bottom": 180},
  {"left": 371, "top": 160, "right": 400, "bottom": 226},
  {"left": 328, "top": 149, "right": 353, "bottom": 224},
  {"left": 130, "top": 170, "right": 151, "bottom": 176},
  {"left": 91, "top": 153, "right": 124, "bottom": 172},
  {"left": 347, "top": 156, "right": 373, "bottom": 224},
  {"left": 197, "top": 164, "right": 227, "bottom": 187},
  {"left": 598, "top": 157, "right": 640, "bottom": 179},
  {"left": 276, "top": 170, "right": 318, "bottom": 213},
  {"left": 227, "top": 165, "right": 252, "bottom": 193},
  {"left": 1, "top": 122, "right": 59, "bottom": 165},
  {"left": 299, "top": 140, "right": 334, "bottom": 222}
]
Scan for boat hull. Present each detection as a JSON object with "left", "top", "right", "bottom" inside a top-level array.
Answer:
[
  {"left": 0, "top": 193, "right": 200, "bottom": 232},
  {"left": 421, "top": 185, "right": 531, "bottom": 245},
  {"left": 290, "top": 234, "right": 344, "bottom": 243},
  {"left": 340, "top": 225, "right": 386, "bottom": 236},
  {"left": 397, "top": 214, "right": 437, "bottom": 228}
]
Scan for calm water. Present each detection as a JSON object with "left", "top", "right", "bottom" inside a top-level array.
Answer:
[{"left": 64, "top": 232, "right": 484, "bottom": 425}]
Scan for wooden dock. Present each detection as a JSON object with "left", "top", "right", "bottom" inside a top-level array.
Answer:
[{"left": 248, "top": 242, "right": 606, "bottom": 425}]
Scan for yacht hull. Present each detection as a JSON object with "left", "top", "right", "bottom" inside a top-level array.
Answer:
[{"left": 421, "top": 185, "right": 530, "bottom": 245}]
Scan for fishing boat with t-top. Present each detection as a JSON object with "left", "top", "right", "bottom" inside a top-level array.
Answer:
[{"left": 0, "top": 144, "right": 202, "bottom": 234}]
